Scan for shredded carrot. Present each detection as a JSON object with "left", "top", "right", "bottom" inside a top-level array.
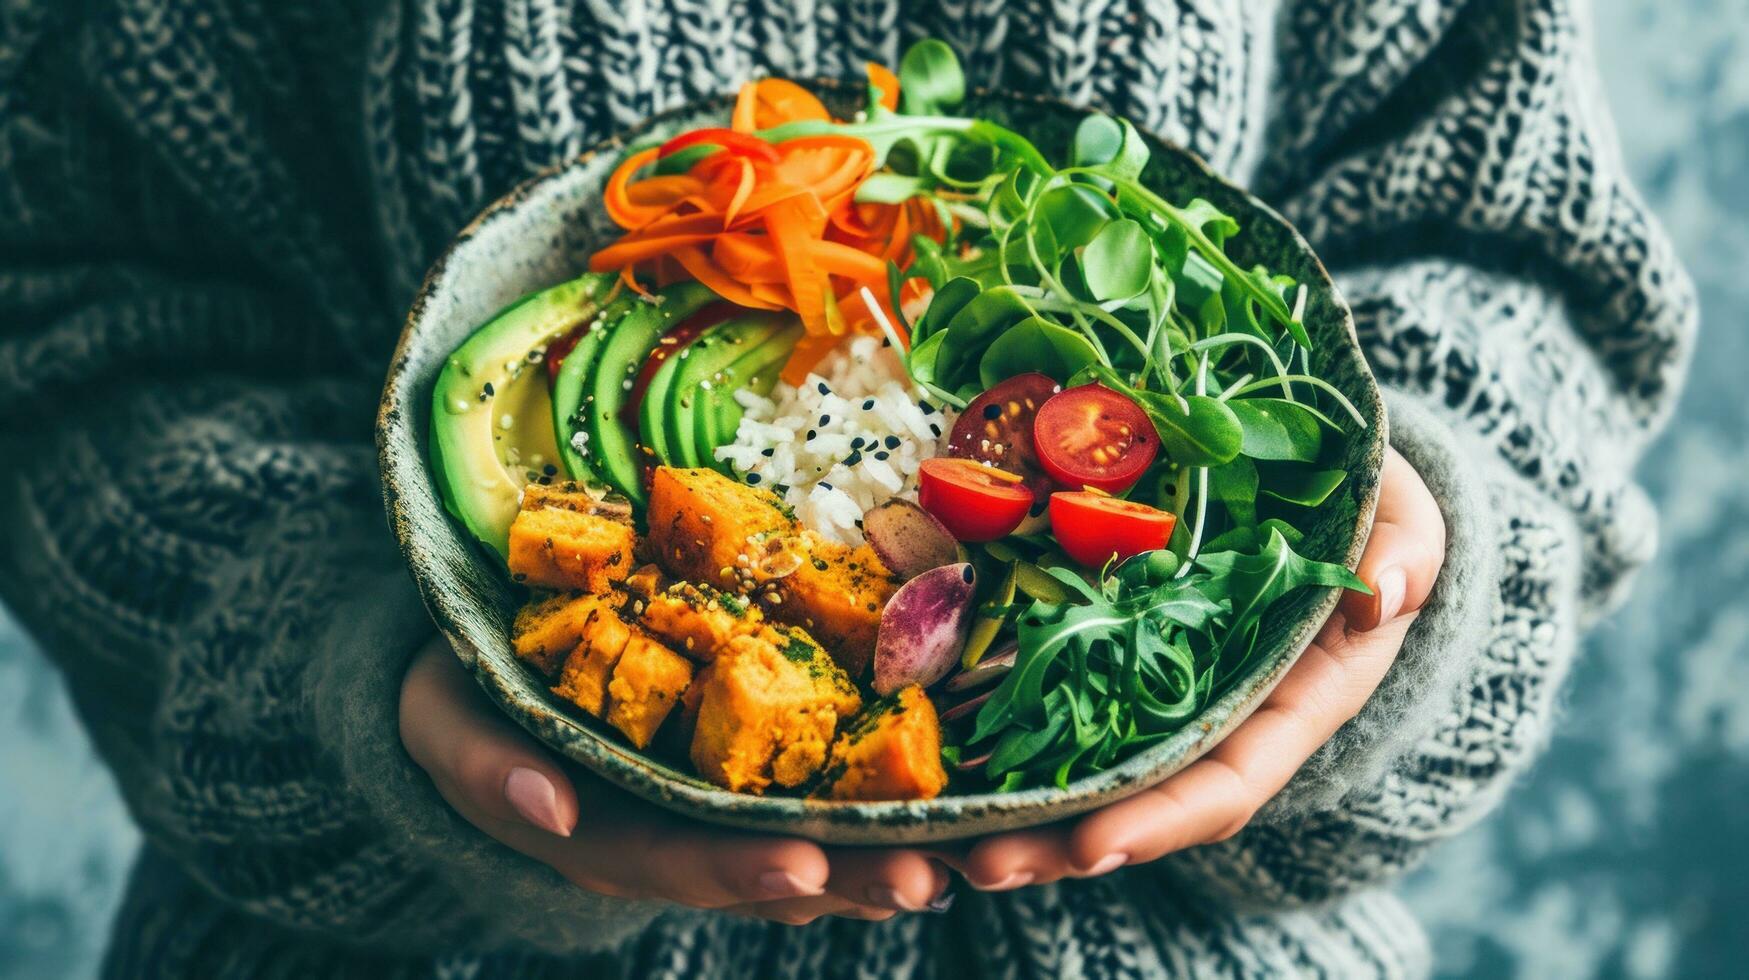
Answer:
[
  {"left": 590, "top": 65, "right": 946, "bottom": 384},
  {"left": 867, "top": 62, "right": 901, "bottom": 112}
]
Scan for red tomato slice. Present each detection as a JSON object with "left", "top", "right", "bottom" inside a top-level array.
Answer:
[
  {"left": 545, "top": 328, "right": 585, "bottom": 384},
  {"left": 1049, "top": 491, "right": 1177, "bottom": 568},
  {"left": 918, "top": 458, "right": 1034, "bottom": 542},
  {"left": 1033, "top": 384, "right": 1157, "bottom": 493},
  {"left": 621, "top": 301, "right": 743, "bottom": 427},
  {"left": 946, "top": 372, "right": 1062, "bottom": 518},
  {"left": 658, "top": 127, "right": 780, "bottom": 165}
]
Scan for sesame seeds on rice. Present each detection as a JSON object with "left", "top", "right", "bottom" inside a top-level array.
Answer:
[{"left": 714, "top": 335, "right": 955, "bottom": 545}]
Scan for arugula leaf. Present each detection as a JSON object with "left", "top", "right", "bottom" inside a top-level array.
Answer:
[
  {"left": 978, "top": 316, "right": 1102, "bottom": 388},
  {"left": 1258, "top": 464, "right": 1347, "bottom": 507},
  {"left": 1228, "top": 398, "right": 1325, "bottom": 462},
  {"left": 1207, "top": 456, "right": 1259, "bottom": 526}
]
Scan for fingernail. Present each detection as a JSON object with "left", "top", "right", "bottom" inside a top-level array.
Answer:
[
  {"left": 928, "top": 889, "right": 957, "bottom": 914},
  {"left": 864, "top": 884, "right": 918, "bottom": 911},
  {"left": 1375, "top": 566, "right": 1406, "bottom": 626},
  {"left": 1077, "top": 853, "right": 1128, "bottom": 877},
  {"left": 504, "top": 767, "right": 571, "bottom": 837},
  {"left": 977, "top": 871, "right": 1034, "bottom": 892},
  {"left": 758, "top": 871, "right": 823, "bottom": 900}
]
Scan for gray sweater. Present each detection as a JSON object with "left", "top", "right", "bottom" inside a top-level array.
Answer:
[{"left": 0, "top": 0, "right": 1693, "bottom": 976}]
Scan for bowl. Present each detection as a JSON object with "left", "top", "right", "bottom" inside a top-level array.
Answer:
[{"left": 376, "top": 83, "right": 1385, "bottom": 845}]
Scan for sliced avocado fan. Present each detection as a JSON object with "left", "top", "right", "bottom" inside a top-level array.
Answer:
[{"left": 430, "top": 272, "right": 618, "bottom": 560}]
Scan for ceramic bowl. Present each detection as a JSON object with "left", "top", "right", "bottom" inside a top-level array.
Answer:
[{"left": 377, "top": 84, "right": 1385, "bottom": 845}]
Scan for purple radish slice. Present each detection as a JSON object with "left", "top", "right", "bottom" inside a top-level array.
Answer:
[
  {"left": 940, "top": 688, "right": 993, "bottom": 723},
  {"left": 873, "top": 562, "right": 976, "bottom": 695},
  {"left": 944, "top": 641, "right": 1018, "bottom": 693},
  {"left": 956, "top": 750, "right": 992, "bottom": 771},
  {"left": 863, "top": 498, "right": 961, "bottom": 580}
]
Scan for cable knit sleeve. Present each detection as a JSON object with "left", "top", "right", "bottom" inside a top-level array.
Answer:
[
  {"left": 0, "top": 2, "right": 659, "bottom": 963},
  {"left": 1159, "top": 0, "right": 1695, "bottom": 907}
]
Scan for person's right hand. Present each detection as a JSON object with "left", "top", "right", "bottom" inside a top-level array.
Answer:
[{"left": 399, "top": 638, "right": 952, "bottom": 924}]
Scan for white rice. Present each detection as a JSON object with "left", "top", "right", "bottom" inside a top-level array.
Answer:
[{"left": 714, "top": 334, "right": 956, "bottom": 545}]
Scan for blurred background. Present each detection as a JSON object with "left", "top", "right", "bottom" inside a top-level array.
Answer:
[{"left": 2, "top": 2, "right": 1743, "bottom": 977}]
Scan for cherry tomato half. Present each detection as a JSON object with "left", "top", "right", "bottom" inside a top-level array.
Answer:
[
  {"left": 1049, "top": 491, "right": 1177, "bottom": 568},
  {"left": 918, "top": 458, "right": 1034, "bottom": 542},
  {"left": 544, "top": 328, "right": 585, "bottom": 384},
  {"left": 1033, "top": 384, "right": 1157, "bottom": 493},
  {"left": 947, "top": 373, "right": 1062, "bottom": 518}
]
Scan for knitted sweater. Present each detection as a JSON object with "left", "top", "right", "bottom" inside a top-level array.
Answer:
[{"left": 0, "top": 1, "right": 1692, "bottom": 977}]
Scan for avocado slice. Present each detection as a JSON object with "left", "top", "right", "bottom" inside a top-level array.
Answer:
[
  {"left": 550, "top": 290, "right": 641, "bottom": 483},
  {"left": 664, "top": 315, "right": 789, "bottom": 469},
  {"left": 692, "top": 319, "right": 804, "bottom": 471},
  {"left": 636, "top": 329, "right": 692, "bottom": 467},
  {"left": 577, "top": 281, "right": 717, "bottom": 506},
  {"left": 430, "top": 272, "right": 617, "bottom": 559}
]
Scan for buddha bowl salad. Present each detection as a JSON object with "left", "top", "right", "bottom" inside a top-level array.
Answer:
[{"left": 430, "top": 41, "right": 1369, "bottom": 802}]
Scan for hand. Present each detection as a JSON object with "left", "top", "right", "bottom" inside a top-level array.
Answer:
[
  {"left": 951, "top": 447, "right": 1446, "bottom": 889},
  {"left": 399, "top": 640, "right": 951, "bottom": 924}
]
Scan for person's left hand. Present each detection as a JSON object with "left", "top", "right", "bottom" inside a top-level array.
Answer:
[{"left": 948, "top": 447, "right": 1446, "bottom": 890}]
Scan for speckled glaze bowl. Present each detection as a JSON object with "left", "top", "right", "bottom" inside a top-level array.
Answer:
[{"left": 377, "top": 84, "right": 1385, "bottom": 845}]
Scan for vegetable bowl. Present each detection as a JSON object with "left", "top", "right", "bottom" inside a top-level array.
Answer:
[{"left": 376, "top": 45, "right": 1385, "bottom": 845}]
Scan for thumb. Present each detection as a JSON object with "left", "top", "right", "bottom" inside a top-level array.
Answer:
[
  {"left": 400, "top": 636, "right": 580, "bottom": 838},
  {"left": 1340, "top": 448, "right": 1446, "bottom": 632}
]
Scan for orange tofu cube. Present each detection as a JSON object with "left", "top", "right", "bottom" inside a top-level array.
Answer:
[
  {"left": 604, "top": 634, "right": 694, "bottom": 749},
  {"left": 550, "top": 603, "right": 635, "bottom": 716},
  {"left": 507, "top": 506, "right": 636, "bottom": 593},
  {"left": 771, "top": 538, "right": 896, "bottom": 677},
  {"left": 639, "top": 581, "right": 765, "bottom": 659},
  {"left": 689, "top": 626, "right": 862, "bottom": 793},
  {"left": 512, "top": 592, "right": 617, "bottom": 675},
  {"left": 817, "top": 685, "right": 948, "bottom": 802},
  {"left": 646, "top": 467, "right": 791, "bottom": 588}
]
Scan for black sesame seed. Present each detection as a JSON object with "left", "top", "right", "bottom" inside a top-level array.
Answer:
[
  {"left": 874, "top": 450, "right": 890, "bottom": 461},
  {"left": 543, "top": 464, "right": 557, "bottom": 476},
  {"left": 929, "top": 423, "right": 941, "bottom": 436},
  {"left": 844, "top": 451, "right": 862, "bottom": 466},
  {"left": 774, "top": 483, "right": 790, "bottom": 494},
  {"left": 962, "top": 565, "right": 975, "bottom": 583},
  {"left": 819, "top": 481, "right": 833, "bottom": 491},
  {"left": 816, "top": 382, "right": 830, "bottom": 395},
  {"left": 761, "top": 447, "right": 775, "bottom": 457},
  {"left": 983, "top": 403, "right": 1001, "bottom": 419},
  {"left": 746, "top": 473, "right": 762, "bottom": 485},
  {"left": 818, "top": 414, "right": 829, "bottom": 427},
  {"left": 862, "top": 398, "right": 875, "bottom": 410},
  {"left": 851, "top": 436, "right": 865, "bottom": 449},
  {"left": 482, "top": 381, "right": 496, "bottom": 397},
  {"left": 919, "top": 400, "right": 935, "bottom": 414},
  {"left": 806, "top": 430, "right": 817, "bottom": 441},
  {"left": 883, "top": 435, "right": 900, "bottom": 449}
]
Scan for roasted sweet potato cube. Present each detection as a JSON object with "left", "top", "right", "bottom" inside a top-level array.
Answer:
[
  {"left": 507, "top": 504, "right": 636, "bottom": 593},
  {"left": 771, "top": 538, "right": 896, "bottom": 677},
  {"left": 639, "top": 581, "right": 765, "bottom": 659},
  {"left": 550, "top": 603, "right": 635, "bottom": 716},
  {"left": 817, "top": 685, "right": 948, "bottom": 802},
  {"left": 647, "top": 467, "right": 792, "bottom": 588},
  {"left": 605, "top": 634, "right": 693, "bottom": 749},
  {"left": 688, "top": 625, "right": 861, "bottom": 794},
  {"left": 512, "top": 592, "right": 617, "bottom": 675}
]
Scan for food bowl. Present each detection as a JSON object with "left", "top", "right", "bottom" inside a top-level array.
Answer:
[{"left": 376, "top": 83, "right": 1385, "bottom": 845}]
